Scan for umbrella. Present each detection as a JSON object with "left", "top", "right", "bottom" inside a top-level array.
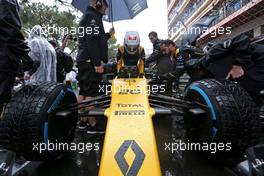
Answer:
[{"left": 71, "top": 0, "right": 148, "bottom": 23}]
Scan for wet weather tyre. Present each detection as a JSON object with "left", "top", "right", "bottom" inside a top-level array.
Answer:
[
  {"left": 0, "top": 109, "right": 13, "bottom": 150},
  {"left": 220, "top": 80, "right": 261, "bottom": 151},
  {"left": 16, "top": 82, "right": 78, "bottom": 161},
  {"left": 0, "top": 117, "right": 12, "bottom": 149},
  {"left": 0, "top": 85, "right": 38, "bottom": 150},
  {"left": 184, "top": 79, "right": 260, "bottom": 157}
]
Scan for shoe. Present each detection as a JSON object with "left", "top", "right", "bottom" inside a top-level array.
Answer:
[
  {"left": 77, "top": 121, "right": 88, "bottom": 130},
  {"left": 87, "top": 125, "right": 105, "bottom": 134}
]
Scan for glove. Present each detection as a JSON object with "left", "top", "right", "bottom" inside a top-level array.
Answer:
[{"left": 103, "top": 63, "right": 116, "bottom": 73}]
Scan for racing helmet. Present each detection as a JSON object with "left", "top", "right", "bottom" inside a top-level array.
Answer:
[{"left": 124, "top": 31, "right": 140, "bottom": 55}]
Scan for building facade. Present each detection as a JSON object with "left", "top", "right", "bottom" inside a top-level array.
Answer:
[{"left": 167, "top": 0, "right": 264, "bottom": 45}]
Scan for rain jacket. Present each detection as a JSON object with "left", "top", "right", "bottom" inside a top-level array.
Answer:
[
  {"left": 27, "top": 25, "right": 57, "bottom": 83},
  {"left": 0, "top": 0, "right": 32, "bottom": 75},
  {"left": 77, "top": 6, "right": 111, "bottom": 66},
  {"left": 206, "top": 34, "right": 264, "bottom": 82}
]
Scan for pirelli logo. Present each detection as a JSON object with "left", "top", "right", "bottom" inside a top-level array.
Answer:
[
  {"left": 115, "top": 140, "right": 145, "bottom": 176},
  {"left": 114, "top": 110, "right": 145, "bottom": 116}
]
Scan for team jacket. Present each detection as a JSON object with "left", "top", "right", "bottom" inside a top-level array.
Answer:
[
  {"left": 0, "top": 0, "right": 32, "bottom": 75},
  {"left": 145, "top": 39, "right": 162, "bottom": 65},
  {"left": 206, "top": 34, "right": 264, "bottom": 81},
  {"left": 77, "top": 6, "right": 111, "bottom": 66}
]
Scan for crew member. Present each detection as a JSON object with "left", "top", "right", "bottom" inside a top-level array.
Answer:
[
  {"left": 76, "top": 0, "right": 114, "bottom": 133},
  {"left": 50, "top": 35, "right": 74, "bottom": 83},
  {"left": 0, "top": 0, "right": 33, "bottom": 174},
  {"left": 146, "top": 31, "right": 163, "bottom": 68},
  {"left": 205, "top": 34, "right": 264, "bottom": 104},
  {"left": 24, "top": 25, "right": 57, "bottom": 83}
]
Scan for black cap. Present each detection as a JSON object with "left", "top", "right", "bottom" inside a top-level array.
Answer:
[{"left": 161, "top": 39, "right": 176, "bottom": 46}]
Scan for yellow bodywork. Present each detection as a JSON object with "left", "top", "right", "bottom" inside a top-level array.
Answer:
[{"left": 99, "top": 77, "right": 161, "bottom": 176}]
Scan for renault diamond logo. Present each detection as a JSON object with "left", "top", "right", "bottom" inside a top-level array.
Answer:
[{"left": 115, "top": 140, "right": 145, "bottom": 176}]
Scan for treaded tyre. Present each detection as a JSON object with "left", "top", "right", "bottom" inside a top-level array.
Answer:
[
  {"left": 3, "top": 82, "right": 78, "bottom": 161},
  {"left": 220, "top": 80, "right": 261, "bottom": 150},
  {"left": 184, "top": 79, "right": 260, "bottom": 157},
  {"left": 0, "top": 116, "right": 12, "bottom": 149},
  {"left": 0, "top": 84, "right": 38, "bottom": 150}
]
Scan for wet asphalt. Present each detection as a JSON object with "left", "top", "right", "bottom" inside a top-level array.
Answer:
[{"left": 15, "top": 115, "right": 231, "bottom": 176}]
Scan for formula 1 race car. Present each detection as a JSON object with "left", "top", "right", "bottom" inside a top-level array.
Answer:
[{"left": 0, "top": 47, "right": 261, "bottom": 176}]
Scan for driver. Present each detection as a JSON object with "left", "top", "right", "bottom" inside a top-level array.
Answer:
[
  {"left": 103, "top": 31, "right": 145, "bottom": 79},
  {"left": 116, "top": 31, "right": 145, "bottom": 71},
  {"left": 116, "top": 31, "right": 145, "bottom": 74}
]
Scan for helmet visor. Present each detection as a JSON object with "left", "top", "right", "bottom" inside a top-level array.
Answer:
[{"left": 125, "top": 44, "right": 139, "bottom": 54}]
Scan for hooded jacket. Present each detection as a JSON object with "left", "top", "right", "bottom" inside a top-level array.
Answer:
[{"left": 27, "top": 25, "right": 57, "bottom": 83}]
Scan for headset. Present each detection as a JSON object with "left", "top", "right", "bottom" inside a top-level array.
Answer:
[
  {"left": 96, "top": 0, "right": 102, "bottom": 8},
  {"left": 95, "top": 0, "right": 108, "bottom": 9}
]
